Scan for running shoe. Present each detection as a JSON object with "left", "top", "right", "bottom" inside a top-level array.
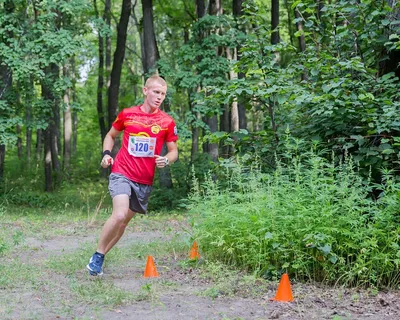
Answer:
[{"left": 86, "top": 252, "right": 104, "bottom": 276}]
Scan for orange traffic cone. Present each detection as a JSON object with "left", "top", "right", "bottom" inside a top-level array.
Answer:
[
  {"left": 189, "top": 241, "right": 200, "bottom": 260},
  {"left": 143, "top": 255, "right": 159, "bottom": 278},
  {"left": 270, "top": 273, "right": 294, "bottom": 302}
]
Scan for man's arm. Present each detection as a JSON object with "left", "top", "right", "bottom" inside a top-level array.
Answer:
[
  {"left": 155, "top": 141, "right": 178, "bottom": 168},
  {"left": 101, "top": 127, "right": 121, "bottom": 168}
]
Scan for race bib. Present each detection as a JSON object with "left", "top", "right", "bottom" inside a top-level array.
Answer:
[{"left": 128, "top": 136, "right": 156, "bottom": 157}]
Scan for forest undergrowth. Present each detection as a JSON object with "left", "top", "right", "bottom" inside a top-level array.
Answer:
[{"left": 188, "top": 138, "right": 400, "bottom": 289}]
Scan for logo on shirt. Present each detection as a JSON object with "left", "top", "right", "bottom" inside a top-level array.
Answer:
[
  {"left": 129, "top": 132, "right": 150, "bottom": 137},
  {"left": 151, "top": 125, "right": 161, "bottom": 134},
  {"left": 174, "top": 126, "right": 178, "bottom": 136}
]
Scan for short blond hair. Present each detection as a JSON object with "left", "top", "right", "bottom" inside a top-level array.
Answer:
[{"left": 145, "top": 75, "right": 167, "bottom": 88}]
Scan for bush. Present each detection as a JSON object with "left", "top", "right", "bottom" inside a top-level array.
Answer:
[{"left": 188, "top": 140, "right": 400, "bottom": 288}]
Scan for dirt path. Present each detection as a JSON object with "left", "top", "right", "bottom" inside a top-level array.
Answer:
[{"left": 1, "top": 217, "right": 400, "bottom": 320}]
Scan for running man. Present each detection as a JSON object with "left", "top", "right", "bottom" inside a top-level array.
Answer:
[{"left": 87, "top": 75, "right": 178, "bottom": 276}]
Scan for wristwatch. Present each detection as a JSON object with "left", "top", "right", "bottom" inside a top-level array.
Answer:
[{"left": 164, "top": 157, "right": 169, "bottom": 166}]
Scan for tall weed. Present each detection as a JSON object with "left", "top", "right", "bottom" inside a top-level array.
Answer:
[{"left": 188, "top": 141, "right": 400, "bottom": 288}]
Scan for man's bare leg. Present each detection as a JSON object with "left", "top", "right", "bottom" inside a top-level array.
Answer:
[
  {"left": 104, "top": 208, "right": 136, "bottom": 254},
  {"left": 96, "top": 195, "right": 134, "bottom": 254}
]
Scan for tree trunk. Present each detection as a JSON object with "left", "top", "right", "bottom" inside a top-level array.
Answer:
[
  {"left": 108, "top": 0, "right": 131, "bottom": 130},
  {"left": 131, "top": 0, "right": 143, "bottom": 81},
  {"left": 54, "top": 88, "right": 61, "bottom": 157},
  {"left": 226, "top": 46, "right": 238, "bottom": 157},
  {"left": 50, "top": 65, "right": 61, "bottom": 174},
  {"left": 51, "top": 116, "right": 60, "bottom": 172},
  {"left": 271, "top": 0, "right": 280, "bottom": 45},
  {"left": 105, "top": 0, "right": 112, "bottom": 88},
  {"left": 191, "top": 101, "right": 201, "bottom": 162},
  {"left": 107, "top": 0, "right": 131, "bottom": 157},
  {"left": 63, "top": 64, "right": 72, "bottom": 170},
  {"left": 283, "top": 0, "right": 295, "bottom": 46},
  {"left": 233, "top": 0, "right": 247, "bottom": 130},
  {"left": 41, "top": 64, "right": 61, "bottom": 190},
  {"left": 159, "top": 85, "right": 173, "bottom": 188},
  {"left": 94, "top": 0, "right": 109, "bottom": 178},
  {"left": 44, "top": 127, "right": 53, "bottom": 192},
  {"left": 0, "top": 145, "right": 5, "bottom": 183},
  {"left": 227, "top": 47, "right": 239, "bottom": 133},
  {"left": 270, "top": 0, "right": 280, "bottom": 143},
  {"left": 141, "top": 0, "right": 160, "bottom": 75},
  {"left": 205, "top": 0, "right": 222, "bottom": 162},
  {"left": 0, "top": 0, "right": 15, "bottom": 181},
  {"left": 16, "top": 125, "right": 22, "bottom": 159},
  {"left": 36, "top": 129, "right": 43, "bottom": 161},
  {"left": 72, "top": 111, "right": 78, "bottom": 153},
  {"left": 71, "top": 57, "right": 78, "bottom": 154},
  {"left": 190, "top": 0, "right": 207, "bottom": 163},
  {"left": 238, "top": 101, "right": 247, "bottom": 130},
  {"left": 93, "top": 0, "right": 107, "bottom": 142},
  {"left": 232, "top": 0, "right": 243, "bottom": 16},
  {"left": 294, "top": 7, "right": 306, "bottom": 52},
  {"left": 209, "top": 0, "right": 222, "bottom": 15},
  {"left": 294, "top": 6, "right": 308, "bottom": 81},
  {"left": 196, "top": 0, "right": 205, "bottom": 18},
  {"left": 220, "top": 104, "right": 231, "bottom": 158},
  {"left": 26, "top": 77, "right": 33, "bottom": 164},
  {"left": 16, "top": 73, "right": 23, "bottom": 160},
  {"left": 208, "top": 115, "right": 219, "bottom": 162}
]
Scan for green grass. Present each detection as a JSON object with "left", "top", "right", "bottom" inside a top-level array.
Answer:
[
  {"left": 124, "top": 235, "right": 189, "bottom": 260},
  {"left": 45, "top": 232, "right": 189, "bottom": 279},
  {"left": 0, "top": 259, "right": 40, "bottom": 289},
  {"left": 45, "top": 244, "right": 95, "bottom": 275},
  {"left": 69, "top": 277, "right": 135, "bottom": 306},
  {"left": 42, "top": 232, "right": 189, "bottom": 307}
]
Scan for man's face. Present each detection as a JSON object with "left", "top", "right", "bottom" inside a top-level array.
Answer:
[{"left": 143, "top": 82, "right": 167, "bottom": 109}]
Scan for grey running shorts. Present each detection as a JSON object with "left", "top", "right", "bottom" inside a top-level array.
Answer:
[{"left": 108, "top": 173, "right": 153, "bottom": 214}]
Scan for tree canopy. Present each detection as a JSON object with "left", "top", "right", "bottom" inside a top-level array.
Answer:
[{"left": 0, "top": 0, "right": 399, "bottom": 192}]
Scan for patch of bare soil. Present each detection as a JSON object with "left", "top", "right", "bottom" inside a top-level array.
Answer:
[{"left": 2, "top": 218, "right": 400, "bottom": 320}]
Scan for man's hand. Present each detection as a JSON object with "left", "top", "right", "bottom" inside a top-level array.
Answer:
[
  {"left": 154, "top": 155, "right": 169, "bottom": 168},
  {"left": 101, "top": 155, "right": 113, "bottom": 168}
]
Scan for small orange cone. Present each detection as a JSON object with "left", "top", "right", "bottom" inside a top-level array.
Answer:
[
  {"left": 143, "top": 255, "right": 159, "bottom": 278},
  {"left": 270, "top": 273, "right": 294, "bottom": 302},
  {"left": 189, "top": 241, "right": 200, "bottom": 259}
]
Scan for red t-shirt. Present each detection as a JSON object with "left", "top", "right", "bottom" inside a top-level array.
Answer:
[{"left": 111, "top": 105, "right": 178, "bottom": 185}]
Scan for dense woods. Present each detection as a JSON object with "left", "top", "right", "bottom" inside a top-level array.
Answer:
[{"left": 1, "top": 0, "right": 399, "bottom": 190}]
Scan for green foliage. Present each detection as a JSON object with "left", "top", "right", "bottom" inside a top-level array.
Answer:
[
  {"left": 0, "top": 0, "right": 90, "bottom": 150},
  {"left": 198, "top": 0, "right": 400, "bottom": 182},
  {"left": 149, "top": 150, "right": 216, "bottom": 211},
  {"left": 159, "top": 13, "right": 245, "bottom": 135},
  {"left": 0, "top": 106, "right": 22, "bottom": 145},
  {"left": 292, "top": 56, "right": 400, "bottom": 178},
  {"left": 0, "top": 151, "right": 110, "bottom": 211},
  {"left": 148, "top": 186, "right": 187, "bottom": 211},
  {"left": 188, "top": 138, "right": 400, "bottom": 288}
]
